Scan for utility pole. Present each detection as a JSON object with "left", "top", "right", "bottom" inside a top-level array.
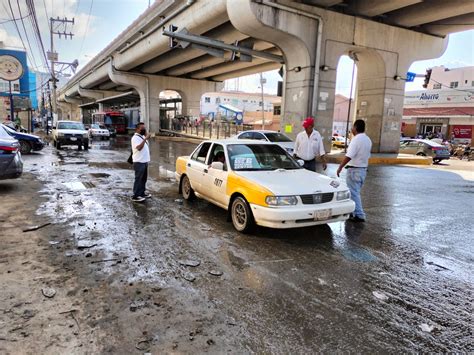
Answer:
[
  {"left": 260, "top": 73, "right": 266, "bottom": 130},
  {"left": 49, "top": 16, "right": 74, "bottom": 121}
]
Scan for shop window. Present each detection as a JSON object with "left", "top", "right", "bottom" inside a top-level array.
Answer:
[
  {"left": 433, "top": 83, "right": 441, "bottom": 89},
  {"left": 204, "top": 97, "right": 211, "bottom": 103},
  {"left": 215, "top": 97, "right": 221, "bottom": 104},
  {"left": 450, "top": 81, "right": 458, "bottom": 88}
]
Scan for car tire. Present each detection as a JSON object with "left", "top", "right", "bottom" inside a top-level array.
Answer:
[
  {"left": 433, "top": 158, "right": 440, "bottom": 164},
  {"left": 19, "top": 140, "right": 32, "bottom": 154},
  {"left": 84, "top": 141, "right": 89, "bottom": 150},
  {"left": 56, "top": 141, "right": 61, "bottom": 149},
  {"left": 181, "top": 175, "right": 195, "bottom": 201},
  {"left": 231, "top": 196, "right": 254, "bottom": 233},
  {"left": 416, "top": 152, "right": 426, "bottom": 156}
]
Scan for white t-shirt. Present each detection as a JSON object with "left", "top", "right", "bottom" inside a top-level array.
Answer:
[
  {"left": 346, "top": 133, "right": 372, "bottom": 167},
  {"left": 131, "top": 133, "right": 150, "bottom": 163},
  {"left": 294, "top": 129, "right": 325, "bottom": 161}
]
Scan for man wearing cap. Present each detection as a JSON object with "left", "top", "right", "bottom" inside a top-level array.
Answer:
[
  {"left": 293, "top": 117, "right": 327, "bottom": 173},
  {"left": 336, "top": 119, "right": 372, "bottom": 222}
]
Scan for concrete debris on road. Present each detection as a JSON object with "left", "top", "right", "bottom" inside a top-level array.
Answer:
[
  {"left": 179, "top": 259, "right": 201, "bottom": 267},
  {"left": 41, "top": 287, "right": 56, "bottom": 298},
  {"left": 208, "top": 270, "right": 223, "bottom": 276},
  {"left": 77, "top": 242, "right": 98, "bottom": 249},
  {"left": 419, "top": 323, "right": 436, "bottom": 333},
  {"left": 183, "top": 273, "right": 196, "bottom": 282},
  {"left": 372, "top": 291, "right": 389, "bottom": 301}
]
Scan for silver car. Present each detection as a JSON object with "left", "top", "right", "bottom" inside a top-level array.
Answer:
[
  {"left": 0, "top": 125, "right": 23, "bottom": 180},
  {"left": 399, "top": 139, "right": 450, "bottom": 163},
  {"left": 236, "top": 130, "right": 295, "bottom": 154}
]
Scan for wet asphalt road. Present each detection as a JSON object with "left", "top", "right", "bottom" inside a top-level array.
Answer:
[{"left": 22, "top": 136, "right": 473, "bottom": 352}]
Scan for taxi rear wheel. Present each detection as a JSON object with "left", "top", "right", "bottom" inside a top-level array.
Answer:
[
  {"left": 231, "top": 196, "right": 254, "bottom": 233},
  {"left": 181, "top": 175, "right": 195, "bottom": 201}
]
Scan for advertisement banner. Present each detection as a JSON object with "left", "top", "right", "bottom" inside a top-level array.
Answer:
[{"left": 452, "top": 125, "right": 472, "bottom": 139}]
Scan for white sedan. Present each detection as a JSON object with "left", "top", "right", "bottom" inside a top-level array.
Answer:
[
  {"left": 89, "top": 124, "right": 110, "bottom": 139},
  {"left": 176, "top": 139, "right": 355, "bottom": 233},
  {"left": 235, "top": 130, "right": 295, "bottom": 154}
]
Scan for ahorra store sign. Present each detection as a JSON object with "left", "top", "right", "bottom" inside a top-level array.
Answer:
[{"left": 405, "top": 90, "right": 474, "bottom": 105}]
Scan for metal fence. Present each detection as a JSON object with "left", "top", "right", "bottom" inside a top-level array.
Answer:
[{"left": 164, "top": 119, "right": 253, "bottom": 139}]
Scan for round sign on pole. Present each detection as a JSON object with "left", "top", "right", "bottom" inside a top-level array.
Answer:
[{"left": 0, "top": 55, "right": 24, "bottom": 81}]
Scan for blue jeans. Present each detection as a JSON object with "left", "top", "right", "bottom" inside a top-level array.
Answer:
[
  {"left": 346, "top": 168, "right": 367, "bottom": 219},
  {"left": 133, "top": 162, "right": 148, "bottom": 198}
]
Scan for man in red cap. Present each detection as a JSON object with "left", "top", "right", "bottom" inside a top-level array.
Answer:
[{"left": 293, "top": 117, "right": 327, "bottom": 173}]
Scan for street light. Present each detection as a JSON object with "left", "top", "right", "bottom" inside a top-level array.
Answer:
[{"left": 259, "top": 73, "right": 266, "bottom": 130}]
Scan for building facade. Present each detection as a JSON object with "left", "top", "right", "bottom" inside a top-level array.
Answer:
[
  {"left": 402, "top": 66, "right": 474, "bottom": 144},
  {"left": 0, "top": 46, "right": 31, "bottom": 120}
]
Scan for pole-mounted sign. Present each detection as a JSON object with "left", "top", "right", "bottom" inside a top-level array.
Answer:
[{"left": 0, "top": 55, "right": 24, "bottom": 121}]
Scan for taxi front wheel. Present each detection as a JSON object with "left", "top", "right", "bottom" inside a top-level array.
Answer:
[
  {"left": 231, "top": 196, "right": 254, "bottom": 233},
  {"left": 181, "top": 175, "right": 195, "bottom": 200}
]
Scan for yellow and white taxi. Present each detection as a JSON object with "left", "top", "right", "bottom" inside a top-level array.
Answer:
[{"left": 175, "top": 139, "right": 355, "bottom": 232}]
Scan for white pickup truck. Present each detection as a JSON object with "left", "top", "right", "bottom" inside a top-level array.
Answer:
[{"left": 52, "top": 120, "right": 89, "bottom": 150}]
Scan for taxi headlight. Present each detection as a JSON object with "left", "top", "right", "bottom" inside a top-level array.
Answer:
[
  {"left": 336, "top": 190, "right": 350, "bottom": 200},
  {"left": 265, "top": 195, "right": 298, "bottom": 206}
]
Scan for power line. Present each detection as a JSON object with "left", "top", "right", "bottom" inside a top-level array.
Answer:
[
  {"left": 77, "top": 0, "right": 93, "bottom": 59},
  {"left": 3, "top": 0, "right": 36, "bottom": 67},
  {"left": 16, "top": 0, "right": 40, "bottom": 70},
  {"left": 41, "top": 0, "right": 51, "bottom": 31},
  {"left": 0, "top": 13, "right": 31, "bottom": 25},
  {"left": 26, "top": 0, "right": 52, "bottom": 75}
]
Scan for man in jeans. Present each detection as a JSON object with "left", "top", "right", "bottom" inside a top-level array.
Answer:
[
  {"left": 293, "top": 117, "right": 327, "bottom": 173},
  {"left": 131, "top": 122, "right": 151, "bottom": 202},
  {"left": 336, "top": 119, "right": 372, "bottom": 222}
]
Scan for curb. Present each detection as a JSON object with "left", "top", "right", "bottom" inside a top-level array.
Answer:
[{"left": 326, "top": 153, "right": 433, "bottom": 165}]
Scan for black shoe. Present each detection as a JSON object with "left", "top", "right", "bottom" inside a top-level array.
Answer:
[
  {"left": 131, "top": 196, "right": 146, "bottom": 202},
  {"left": 349, "top": 216, "right": 365, "bottom": 222}
]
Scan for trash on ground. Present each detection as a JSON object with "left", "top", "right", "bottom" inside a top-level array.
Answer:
[
  {"left": 419, "top": 323, "right": 435, "bottom": 333},
  {"left": 23, "top": 223, "right": 51, "bottom": 232},
  {"left": 183, "top": 273, "right": 196, "bottom": 282}
]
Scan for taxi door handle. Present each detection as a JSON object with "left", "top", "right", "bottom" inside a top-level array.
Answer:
[
  {"left": 187, "top": 163, "right": 191, "bottom": 167},
  {"left": 203, "top": 169, "right": 208, "bottom": 173}
]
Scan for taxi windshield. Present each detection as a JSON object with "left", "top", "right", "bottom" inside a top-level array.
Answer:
[{"left": 227, "top": 144, "right": 300, "bottom": 171}]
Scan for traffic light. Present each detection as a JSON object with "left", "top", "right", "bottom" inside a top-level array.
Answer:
[
  {"left": 422, "top": 68, "right": 432, "bottom": 88},
  {"left": 168, "top": 25, "right": 179, "bottom": 48}
]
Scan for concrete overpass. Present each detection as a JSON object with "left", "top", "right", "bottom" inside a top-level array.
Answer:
[{"left": 57, "top": 0, "right": 474, "bottom": 152}]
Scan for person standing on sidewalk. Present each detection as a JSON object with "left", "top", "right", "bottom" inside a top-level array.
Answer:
[
  {"left": 131, "top": 122, "right": 152, "bottom": 202},
  {"left": 336, "top": 119, "right": 372, "bottom": 222},
  {"left": 294, "top": 117, "right": 327, "bottom": 173}
]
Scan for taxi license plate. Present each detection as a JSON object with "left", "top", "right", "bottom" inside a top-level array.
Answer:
[
  {"left": 314, "top": 209, "right": 331, "bottom": 221},
  {"left": 70, "top": 137, "right": 77, "bottom": 141}
]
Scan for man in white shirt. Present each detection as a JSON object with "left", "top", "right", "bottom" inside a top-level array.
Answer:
[
  {"left": 131, "top": 122, "right": 151, "bottom": 202},
  {"left": 293, "top": 117, "right": 327, "bottom": 173},
  {"left": 337, "top": 119, "right": 372, "bottom": 222}
]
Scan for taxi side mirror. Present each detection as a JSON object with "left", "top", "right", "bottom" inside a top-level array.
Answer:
[
  {"left": 211, "top": 162, "right": 224, "bottom": 170},
  {"left": 297, "top": 159, "right": 305, "bottom": 167}
]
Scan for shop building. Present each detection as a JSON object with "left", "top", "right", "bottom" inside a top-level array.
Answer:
[{"left": 402, "top": 66, "right": 474, "bottom": 144}]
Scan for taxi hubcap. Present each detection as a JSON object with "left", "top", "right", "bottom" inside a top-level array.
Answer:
[
  {"left": 234, "top": 201, "right": 247, "bottom": 226},
  {"left": 183, "top": 178, "right": 190, "bottom": 195}
]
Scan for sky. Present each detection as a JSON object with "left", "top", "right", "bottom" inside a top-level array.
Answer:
[{"left": 0, "top": 0, "right": 473, "bottom": 96}]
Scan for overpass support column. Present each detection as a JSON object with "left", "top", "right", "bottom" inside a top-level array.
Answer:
[
  {"left": 107, "top": 60, "right": 161, "bottom": 133},
  {"left": 62, "top": 96, "right": 83, "bottom": 121},
  {"left": 227, "top": 0, "right": 319, "bottom": 139}
]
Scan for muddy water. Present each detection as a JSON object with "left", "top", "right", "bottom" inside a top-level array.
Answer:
[{"left": 22, "top": 136, "right": 473, "bottom": 352}]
